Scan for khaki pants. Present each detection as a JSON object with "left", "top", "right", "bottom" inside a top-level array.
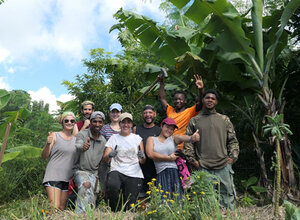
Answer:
[{"left": 200, "top": 163, "right": 236, "bottom": 210}]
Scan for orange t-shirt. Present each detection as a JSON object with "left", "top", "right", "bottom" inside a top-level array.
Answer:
[{"left": 166, "top": 104, "right": 199, "bottom": 150}]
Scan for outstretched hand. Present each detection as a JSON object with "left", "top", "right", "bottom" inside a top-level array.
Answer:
[
  {"left": 191, "top": 129, "right": 200, "bottom": 143},
  {"left": 194, "top": 74, "right": 204, "bottom": 89}
]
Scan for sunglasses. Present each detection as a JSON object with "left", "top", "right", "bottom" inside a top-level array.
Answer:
[{"left": 64, "top": 119, "right": 75, "bottom": 124}]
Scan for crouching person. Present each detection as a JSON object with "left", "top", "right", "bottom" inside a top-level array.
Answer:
[
  {"left": 73, "top": 111, "right": 107, "bottom": 213},
  {"left": 104, "top": 113, "right": 146, "bottom": 212}
]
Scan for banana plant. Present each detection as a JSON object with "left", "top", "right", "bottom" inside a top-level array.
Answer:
[
  {"left": 263, "top": 114, "right": 292, "bottom": 217},
  {"left": 112, "top": 0, "right": 300, "bottom": 193}
]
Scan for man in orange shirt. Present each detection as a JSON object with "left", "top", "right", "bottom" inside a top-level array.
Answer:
[{"left": 158, "top": 74, "right": 204, "bottom": 149}]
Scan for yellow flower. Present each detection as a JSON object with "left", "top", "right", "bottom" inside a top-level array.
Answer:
[
  {"left": 173, "top": 193, "right": 179, "bottom": 197},
  {"left": 214, "top": 181, "right": 219, "bottom": 185},
  {"left": 170, "top": 200, "right": 174, "bottom": 204},
  {"left": 41, "top": 209, "right": 45, "bottom": 213},
  {"left": 160, "top": 190, "right": 164, "bottom": 193},
  {"left": 156, "top": 189, "right": 159, "bottom": 192},
  {"left": 130, "top": 203, "right": 135, "bottom": 208},
  {"left": 148, "top": 211, "right": 152, "bottom": 215},
  {"left": 183, "top": 210, "right": 186, "bottom": 214},
  {"left": 201, "top": 191, "right": 205, "bottom": 195},
  {"left": 193, "top": 191, "right": 196, "bottom": 195},
  {"left": 187, "top": 197, "right": 190, "bottom": 200},
  {"left": 152, "top": 210, "right": 157, "bottom": 213},
  {"left": 146, "top": 191, "right": 151, "bottom": 195},
  {"left": 138, "top": 205, "right": 141, "bottom": 208},
  {"left": 152, "top": 178, "right": 156, "bottom": 182},
  {"left": 158, "top": 183, "right": 162, "bottom": 188},
  {"left": 137, "top": 200, "right": 140, "bottom": 203},
  {"left": 166, "top": 191, "right": 169, "bottom": 194},
  {"left": 45, "top": 211, "right": 49, "bottom": 214},
  {"left": 147, "top": 182, "right": 153, "bottom": 185},
  {"left": 163, "top": 195, "right": 167, "bottom": 198},
  {"left": 197, "top": 176, "right": 200, "bottom": 179}
]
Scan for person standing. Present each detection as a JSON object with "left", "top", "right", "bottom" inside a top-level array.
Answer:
[
  {"left": 183, "top": 89, "right": 239, "bottom": 210},
  {"left": 146, "top": 118, "right": 199, "bottom": 198},
  {"left": 42, "top": 112, "right": 77, "bottom": 210},
  {"left": 101, "top": 103, "right": 122, "bottom": 141},
  {"left": 104, "top": 113, "right": 146, "bottom": 211},
  {"left": 133, "top": 105, "right": 161, "bottom": 200},
  {"left": 73, "top": 111, "right": 107, "bottom": 213},
  {"left": 73, "top": 100, "right": 95, "bottom": 135},
  {"left": 158, "top": 74, "right": 204, "bottom": 149}
]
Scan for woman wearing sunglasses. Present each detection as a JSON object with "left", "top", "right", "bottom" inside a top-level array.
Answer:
[{"left": 42, "top": 112, "right": 77, "bottom": 211}]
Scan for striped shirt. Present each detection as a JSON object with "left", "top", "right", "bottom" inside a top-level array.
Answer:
[{"left": 101, "top": 124, "right": 120, "bottom": 141}]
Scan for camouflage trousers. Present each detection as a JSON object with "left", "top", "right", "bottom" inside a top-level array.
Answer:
[
  {"left": 200, "top": 163, "right": 236, "bottom": 210},
  {"left": 74, "top": 170, "right": 99, "bottom": 213}
]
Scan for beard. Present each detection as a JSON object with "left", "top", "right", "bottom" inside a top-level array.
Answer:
[{"left": 144, "top": 117, "right": 154, "bottom": 125}]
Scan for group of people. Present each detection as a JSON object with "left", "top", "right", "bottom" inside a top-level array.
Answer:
[{"left": 42, "top": 74, "right": 239, "bottom": 213}]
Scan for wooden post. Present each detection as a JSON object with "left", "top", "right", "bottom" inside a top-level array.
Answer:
[{"left": 0, "top": 123, "right": 12, "bottom": 167}]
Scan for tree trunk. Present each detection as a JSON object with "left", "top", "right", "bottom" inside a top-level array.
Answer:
[
  {"left": 274, "top": 139, "right": 281, "bottom": 218},
  {"left": 252, "top": 132, "right": 270, "bottom": 190}
]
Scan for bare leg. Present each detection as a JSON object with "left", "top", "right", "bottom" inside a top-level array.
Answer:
[
  {"left": 59, "top": 191, "right": 69, "bottom": 210},
  {"left": 45, "top": 186, "right": 62, "bottom": 210}
]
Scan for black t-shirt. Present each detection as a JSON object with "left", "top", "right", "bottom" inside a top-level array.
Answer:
[{"left": 136, "top": 124, "right": 161, "bottom": 178}]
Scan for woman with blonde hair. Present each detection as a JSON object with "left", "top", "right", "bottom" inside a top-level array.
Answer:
[{"left": 42, "top": 112, "right": 77, "bottom": 210}]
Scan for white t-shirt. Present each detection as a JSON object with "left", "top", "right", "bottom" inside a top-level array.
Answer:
[{"left": 106, "top": 133, "right": 144, "bottom": 178}]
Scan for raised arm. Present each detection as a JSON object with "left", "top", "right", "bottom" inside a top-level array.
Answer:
[
  {"left": 194, "top": 74, "right": 204, "bottom": 112},
  {"left": 41, "top": 132, "right": 56, "bottom": 159},
  {"left": 146, "top": 137, "right": 178, "bottom": 162},
  {"left": 158, "top": 75, "right": 168, "bottom": 111}
]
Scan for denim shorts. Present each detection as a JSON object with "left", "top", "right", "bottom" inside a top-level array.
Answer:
[{"left": 43, "top": 181, "right": 69, "bottom": 191}]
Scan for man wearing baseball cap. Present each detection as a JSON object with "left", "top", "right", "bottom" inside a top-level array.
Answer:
[
  {"left": 133, "top": 105, "right": 161, "bottom": 203},
  {"left": 73, "top": 111, "right": 107, "bottom": 213}
]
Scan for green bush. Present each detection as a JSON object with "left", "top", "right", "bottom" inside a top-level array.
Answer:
[{"left": 0, "top": 158, "right": 47, "bottom": 203}]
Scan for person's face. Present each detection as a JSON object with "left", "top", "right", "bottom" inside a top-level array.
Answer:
[
  {"left": 62, "top": 115, "right": 76, "bottom": 130},
  {"left": 81, "top": 104, "right": 94, "bottom": 119},
  {"left": 119, "top": 118, "right": 133, "bottom": 133},
  {"left": 110, "top": 109, "right": 121, "bottom": 123},
  {"left": 143, "top": 109, "right": 156, "bottom": 125},
  {"left": 173, "top": 93, "right": 186, "bottom": 110},
  {"left": 202, "top": 93, "right": 218, "bottom": 110},
  {"left": 161, "top": 124, "right": 176, "bottom": 138},
  {"left": 91, "top": 117, "right": 104, "bottom": 132}
]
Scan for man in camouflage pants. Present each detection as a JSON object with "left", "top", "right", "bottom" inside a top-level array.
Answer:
[{"left": 183, "top": 89, "right": 239, "bottom": 210}]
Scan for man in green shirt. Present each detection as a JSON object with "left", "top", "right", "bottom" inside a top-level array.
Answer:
[{"left": 183, "top": 89, "right": 239, "bottom": 210}]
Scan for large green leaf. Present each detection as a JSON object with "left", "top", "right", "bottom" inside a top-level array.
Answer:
[
  {"left": 113, "top": 8, "right": 190, "bottom": 66},
  {"left": 2, "top": 151, "right": 20, "bottom": 163},
  {"left": 251, "top": 0, "right": 264, "bottom": 71},
  {"left": 265, "top": 0, "right": 300, "bottom": 73},
  {"left": 6, "top": 145, "right": 42, "bottom": 159},
  {"left": 175, "top": 51, "right": 205, "bottom": 75},
  {"left": 0, "top": 89, "right": 11, "bottom": 110},
  {"left": 170, "top": 0, "right": 263, "bottom": 81},
  {"left": 284, "top": 200, "right": 300, "bottom": 220}
]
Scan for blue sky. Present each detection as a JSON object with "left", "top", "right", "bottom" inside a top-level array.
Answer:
[{"left": 0, "top": 0, "right": 164, "bottom": 112}]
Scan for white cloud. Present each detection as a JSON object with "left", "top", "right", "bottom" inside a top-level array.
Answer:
[
  {"left": 7, "top": 67, "right": 14, "bottom": 73},
  {"left": 0, "top": 77, "right": 11, "bottom": 90},
  {"left": 28, "top": 87, "right": 74, "bottom": 113},
  {"left": 0, "top": 0, "right": 164, "bottom": 65}
]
